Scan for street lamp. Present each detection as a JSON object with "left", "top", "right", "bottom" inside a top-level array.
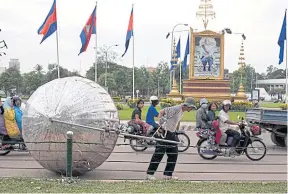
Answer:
[
  {"left": 166, "top": 23, "right": 189, "bottom": 90},
  {"left": 105, "top": 44, "right": 119, "bottom": 88}
]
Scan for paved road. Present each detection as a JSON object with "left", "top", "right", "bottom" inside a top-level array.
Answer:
[{"left": 0, "top": 127, "right": 286, "bottom": 181}]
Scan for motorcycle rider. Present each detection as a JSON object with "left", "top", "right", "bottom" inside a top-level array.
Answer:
[
  {"left": 196, "top": 98, "right": 216, "bottom": 148},
  {"left": 146, "top": 96, "right": 159, "bottom": 136},
  {"left": 146, "top": 97, "right": 197, "bottom": 180},
  {"left": 218, "top": 100, "right": 241, "bottom": 155}
]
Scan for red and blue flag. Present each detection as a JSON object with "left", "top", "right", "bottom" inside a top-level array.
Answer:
[
  {"left": 122, "top": 7, "right": 133, "bottom": 57},
  {"left": 38, "top": 0, "right": 57, "bottom": 44},
  {"left": 78, "top": 6, "right": 96, "bottom": 56}
]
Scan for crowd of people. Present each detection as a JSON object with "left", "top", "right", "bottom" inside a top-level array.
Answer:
[{"left": 129, "top": 96, "right": 242, "bottom": 181}]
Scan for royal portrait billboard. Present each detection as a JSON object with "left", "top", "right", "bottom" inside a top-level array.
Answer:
[{"left": 189, "top": 29, "right": 224, "bottom": 80}]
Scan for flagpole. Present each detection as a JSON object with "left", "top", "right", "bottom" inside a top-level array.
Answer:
[
  {"left": 95, "top": 1, "right": 98, "bottom": 83},
  {"left": 179, "top": 36, "right": 182, "bottom": 94},
  {"left": 55, "top": 5, "right": 60, "bottom": 79},
  {"left": 132, "top": 4, "right": 135, "bottom": 100},
  {"left": 285, "top": 9, "right": 287, "bottom": 103},
  {"left": 180, "top": 59, "right": 182, "bottom": 94}
]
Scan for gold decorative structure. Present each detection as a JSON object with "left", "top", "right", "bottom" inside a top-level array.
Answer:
[
  {"left": 234, "top": 40, "right": 247, "bottom": 102},
  {"left": 167, "top": 39, "right": 183, "bottom": 100},
  {"left": 182, "top": 27, "right": 231, "bottom": 101},
  {"left": 196, "top": 0, "right": 216, "bottom": 29}
]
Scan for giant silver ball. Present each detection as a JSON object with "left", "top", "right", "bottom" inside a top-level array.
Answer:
[{"left": 23, "top": 76, "right": 119, "bottom": 175}]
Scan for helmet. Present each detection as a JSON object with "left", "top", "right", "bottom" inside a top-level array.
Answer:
[
  {"left": 150, "top": 96, "right": 158, "bottom": 103},
  {"left": 150, "top": 96, "right": 159, "bottom": 106},
  {"left": 200, "top": 98, "right": 208, "bottom": 106},
  {"left": 223, "top": 100, "right": 232, "bottom": 106}
]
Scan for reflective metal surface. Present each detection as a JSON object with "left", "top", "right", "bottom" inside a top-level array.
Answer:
[{"left": 23, "top": 77, "right": 119, "bottom": 175}]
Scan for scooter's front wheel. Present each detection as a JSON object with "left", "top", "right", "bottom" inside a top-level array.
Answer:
[{"left": 245, "top": 139, "right": 266, "bottom": 161}]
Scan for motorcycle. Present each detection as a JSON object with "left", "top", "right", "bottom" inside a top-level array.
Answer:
[
  {"left": 120, "top": 121, "right": 190, "bottom": 152},
  {"left": 0, "top": 134, "right": 26, "bottom": 156},
  {"left": 196, "top": 117, "right": 267, "bottom": 161}
]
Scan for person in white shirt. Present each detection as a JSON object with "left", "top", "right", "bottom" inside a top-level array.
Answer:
[
  {"left": 218, "top": 100, "right": 241, "bottom": 153},
  {"left": 146, "top": 97, "right": 197, "bottom": 180}
]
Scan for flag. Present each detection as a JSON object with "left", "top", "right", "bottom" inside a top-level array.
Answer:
[
  {"left": 183, "top": 34, "right": 190, "bottom": 71},
  {"left": 176, "top": 38, "right": 180, "bottom": 59},
  {"left": 278, "top": 10, "right": 286, "bottom": 65},
  {"left": 78, "top": 6, "right": 97, "bottom": 55},
  {"left": 37, "top": 0, "right": 57, "bottom": 44},
  {"left": 122, "top": 7, "right": 133, "bottom": 57}
]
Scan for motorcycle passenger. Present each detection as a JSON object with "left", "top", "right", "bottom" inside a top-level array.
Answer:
[
  {"left": 146, "top": 96, "right": 159, "bottom": 135},
  {"left": 207, "top": 101, "right": 218, "bottom": 121},
  {"left": 196, "top": 98, "right": 216, "bottom": 148},
  {"left": 13, "top": 96, "right": 23, "bottom": 136},
  {"left": 218, "top": 100, "right": 241, "bottom": 154},
  {"left": 196, "top": 98, "right": 211, "bottom": 129},
  {"left": 0, "top": 100, "right": 7, "bottom": 135},
  {"left": 146, "top": 97, "right": 197, "bottom": 180},
  {"left": 130, "top": 99, "right": 149, "bottom": 134}
]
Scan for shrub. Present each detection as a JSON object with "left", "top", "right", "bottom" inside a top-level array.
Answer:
[
  {"left": 127, "top": 98, "right": 138, "bottom": 108},
  {"left": 115, "top": 103, "right": 124, "bottom": 110},
  {"left": 112, "top": 96, "right": 121, "bottom": 102},
  {"left": 160, "top": 98, "right": 183, "bottom": 109},
  {"left": 279, "top": 104, "right": 287, "bottom": 110},
  {"left": 231, "top": 101, "right": 252, "bottom": 111}
]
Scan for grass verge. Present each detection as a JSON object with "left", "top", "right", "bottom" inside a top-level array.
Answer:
[
  {"left": 260, "top": 102, "right": 284, "bottom": 108},
  {"left": 0, "top": 178, "right": 286, "bottom": 193},
  {"left": 118, "top": 106, "right": 245, "bottom": 122}
]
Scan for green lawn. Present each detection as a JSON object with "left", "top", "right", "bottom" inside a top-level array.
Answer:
[
  {"left": 260, "top": 102, "right": 284, "bottom": 108},
  {"left": 0, "top": 178, "right": 286, "bottom": 193},
  {"left": 119, "top": 106, "right": 245, "bottom": 122}
]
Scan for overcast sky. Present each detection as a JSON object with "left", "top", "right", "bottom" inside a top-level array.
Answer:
[{"left": 0, "top": 0, "right": 287, "bottom": 75}]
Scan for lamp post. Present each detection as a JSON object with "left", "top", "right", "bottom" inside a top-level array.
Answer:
[
  {"left": 105, "top": 44, "right": 119, "bottom": 88},
  {"left": 166, "top": 23, "right": 189, "bottom": 91}
]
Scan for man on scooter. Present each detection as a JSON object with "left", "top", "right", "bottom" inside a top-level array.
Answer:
[
  {"left": 146, "top": 96, "right": 159, "bottom": 136},
  {"left": 218, "top": 100, "right": 241, "bottom": 155}
]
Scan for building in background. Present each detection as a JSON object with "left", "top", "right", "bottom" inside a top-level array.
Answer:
[
  {"left": 147, "top": 67, "right": 156, "bottom": 73},
  {"left": 0, "top": 66, "right": 6, "bottom": 74},
  {"left": 9, "top": 58, "right": 20, "bottom": 71}
]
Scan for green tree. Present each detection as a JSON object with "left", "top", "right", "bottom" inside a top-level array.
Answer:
[
  {"left": 43, "top": 64, "right": 81, "bottom": 83},
  {"left": 0, "top": 67, "right": 23, "bottom": 95}
]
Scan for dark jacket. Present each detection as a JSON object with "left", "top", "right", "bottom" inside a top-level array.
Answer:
[
  {"left": 131, "top": 107, "right": 142, "bottom": 120},
  {"left": 196, "top": 107, "right": 211, "bottom": 129},
  {"left": 207, "top": 110, "right": 216, "bottom": 121}
]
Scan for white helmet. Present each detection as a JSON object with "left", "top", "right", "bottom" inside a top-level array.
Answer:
[
  {"left": 150, "top": 96, "right": 159, "bottom": 103},
  {"left": 223, "top": 100, "right": 232, "bottom": 106}
]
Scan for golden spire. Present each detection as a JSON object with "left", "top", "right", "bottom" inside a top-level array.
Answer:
[
  {"left": 238, "top": 40, "right": 246, "bottom": 82},
  {"left": 168, "top": 38, "right": 180, "bottom": 95},
  {"left": 171, "top": 39, "right": 178, "bottom": 65},
  {"left": 236, "top": 40, "right": 246, "bottom": 99},
  {"left": 196, "top": 0, "right": 216, "bottom": 29}
]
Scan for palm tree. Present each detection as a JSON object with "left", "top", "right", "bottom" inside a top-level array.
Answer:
[{"left": 34, "top": 64, "right": 44, "bottom": 74}]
